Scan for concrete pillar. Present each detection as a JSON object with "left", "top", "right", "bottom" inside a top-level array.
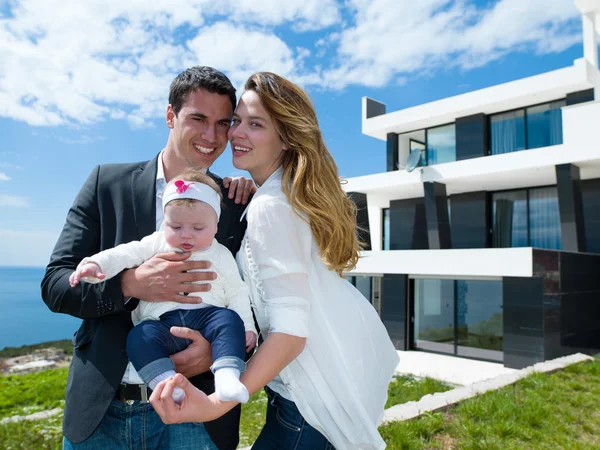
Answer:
[{"left": 582, "top": 12, "right": 598, "bottom": 68}]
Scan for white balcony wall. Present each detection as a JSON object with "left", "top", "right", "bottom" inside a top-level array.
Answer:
[
  {"left": 350, "top": 248, "right": 534, "bottom": 278},
  {"left": 363, "top": 59, "right": 598, "bottom": 141},
  {"left": 562, "top": 100, "right": 600, "bottom": 149}
]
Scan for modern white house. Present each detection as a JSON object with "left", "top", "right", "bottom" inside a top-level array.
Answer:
[{"left": 344, "top": 0, "right": 600, "bottom": 368}]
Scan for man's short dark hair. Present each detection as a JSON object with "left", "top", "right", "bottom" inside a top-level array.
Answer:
[{"left": 169, "top": 66, "right": 237, "bottom": 116}]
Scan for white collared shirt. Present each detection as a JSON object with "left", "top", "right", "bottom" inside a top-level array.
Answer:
[{"left": 236, "top": 167, "right": 399, "bottom": 450}]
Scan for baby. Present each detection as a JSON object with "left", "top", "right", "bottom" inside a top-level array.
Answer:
[{"left": 69, "top": 169, "right": 257, "bottom": 404}]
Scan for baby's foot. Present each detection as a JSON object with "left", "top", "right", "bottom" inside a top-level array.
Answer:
[{"left": 214, "top": 368, "right": 249, "bottom": 403}]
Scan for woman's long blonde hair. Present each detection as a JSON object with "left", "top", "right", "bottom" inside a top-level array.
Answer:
[{"left": 245, "top": 72, "right": 361, "bottom": 275}]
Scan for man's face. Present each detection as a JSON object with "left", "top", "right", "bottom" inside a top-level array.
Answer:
[{"left": 166, "top": 88, "right": 233, "bottom": 169}]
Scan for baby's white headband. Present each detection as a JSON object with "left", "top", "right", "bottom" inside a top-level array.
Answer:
[{"left": 162, "top": 180, "right": 221, "bottom": 219}]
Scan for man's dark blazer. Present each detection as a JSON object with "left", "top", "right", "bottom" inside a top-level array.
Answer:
[{"left": 41, "top": 155, "right": 247, "bottom": 449}]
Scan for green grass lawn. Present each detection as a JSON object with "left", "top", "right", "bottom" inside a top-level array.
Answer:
[
  {"left": 2, "top": 360, "right": 599, "bottom": 449},
  {"left": 0, "top": 367, "right": 68, "bottom": 419},
  {"left": 379, "top": 359, "right": 600, "bottom": 449}
]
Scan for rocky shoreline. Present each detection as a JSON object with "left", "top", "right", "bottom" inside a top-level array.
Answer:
[{"left": 0, "top": 340, "right": 72, "bottom": 375}]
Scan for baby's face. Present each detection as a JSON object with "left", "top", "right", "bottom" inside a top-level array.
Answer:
[{"left": 163, "top": 202, "right": 218, "bottom": 253}]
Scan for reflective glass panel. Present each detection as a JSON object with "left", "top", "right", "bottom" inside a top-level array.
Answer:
[
  {"left": 526, "top": 101, "right": 565, "bottom": 149},
  {"left": 410, "top": 139, "right": 427, "bottom": 167},
  {"left": 529, "top": 187, "right": 562, "bottom": 250},
  {"left": 355, "top": 276, "right": 372, "bottom": 303},
  {"left": 456, "top": 280, "right": 503, "bottom": 361},
  {"left": 490, "top": 110, "right": 525, "bottom": 154},
  {"left": 492, "top": 190, "right": 528, "bottom": 248},
  {"left": 414, "top": 279, "right": 455, "bottom": 354},
  {"left": 426, "top": 124, "right": 456, "bottom": 165},
  {"left": 382, "top": 208, "right": 390, "bottom": 250}
]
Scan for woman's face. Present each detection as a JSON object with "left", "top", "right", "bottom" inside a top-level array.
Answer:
[{"left": 228, "top": 90, "right": 287, "bottom": 186}]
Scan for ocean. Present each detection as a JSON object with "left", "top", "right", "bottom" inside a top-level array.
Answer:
[{"left": 0, "top": 266, "right": 81, "bottom": 351}]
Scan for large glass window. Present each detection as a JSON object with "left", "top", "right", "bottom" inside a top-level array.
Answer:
[
  {"left": 414, "top": 279, "right": 455, "bottom": 354},
  {"left": 526, "top": 100, "right": 565, "bottom": 149},
  {"left": 492, "top": 190, "right": 528, "bottom": 248},
  {"left": 492, "top": 187, "right": 562, "bottom": 250},
  {"left": 529, "top": 187, "right": 562, "bottom": 250},
  {"left": 456, "top": 280, "right": 503, "bottom": 361},
  {"left": 490, "top": 110, "right": 526, "bottom": 154},
  {"left": 426, "top": 124, "right": 456, "bottom": 165},
  {"left": 414, "top": 278, "right": 503, "bottom": 362},
  {"left": 382, "top": 208, "right": 390, "bottom": 250},
  {"left": 355, "top": 276, "right": 372, "bottom": 303},
  {"left": 491, "top": 100, "right": 565, "bottom": 154}
]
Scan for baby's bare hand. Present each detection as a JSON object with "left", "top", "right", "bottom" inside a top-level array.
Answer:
[{"left": 69, "top": 263, "right": 105, "bottom": 287}]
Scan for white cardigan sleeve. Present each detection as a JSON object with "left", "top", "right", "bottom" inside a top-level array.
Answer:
[
  {"left": 78, "top": 232, "right": 164, "bottom": 283},
  {"left": 247, "top": 198, "right": 312, "bottom": 338},
  {"left": 215, "top": 245, "right": 257, "bottom": 334}
]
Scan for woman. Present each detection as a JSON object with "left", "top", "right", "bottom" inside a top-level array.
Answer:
[{"left": 150, "top": 72, "right": 399, "bottom": 450}]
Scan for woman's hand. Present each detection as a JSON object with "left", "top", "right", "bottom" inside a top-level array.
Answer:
[{"left": 150, "top": 374, "right": 234, "bottom": 424}]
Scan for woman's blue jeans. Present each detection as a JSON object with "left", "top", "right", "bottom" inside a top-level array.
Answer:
[{"left": 252, "top": 387, "right": 335, "bottom": 450}]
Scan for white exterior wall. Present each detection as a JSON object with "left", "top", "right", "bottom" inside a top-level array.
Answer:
[
  {"left": 363, "top": 59, "right": 598, "bottom": 140},
  {"left": 350, "top": 248, "right": 533, "bottom": 278},
  {"left": 346, "top": 100, "right": 600, "bottom": 202},
  {"left": 365, "top": 195, "right": 387, "bottom": 252}
]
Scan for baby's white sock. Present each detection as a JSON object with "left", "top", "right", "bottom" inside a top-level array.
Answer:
[
  {"left": 214, "top": 368, "right": 249, "bottom": 403},
  {"left": 148, "top": 370, "right": 186, "bottom": 404}
]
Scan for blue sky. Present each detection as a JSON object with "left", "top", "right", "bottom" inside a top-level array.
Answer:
[{"left": 0, "top": 0, "right": 593, "bottom": 266}]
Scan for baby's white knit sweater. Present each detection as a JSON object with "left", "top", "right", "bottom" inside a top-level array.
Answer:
[{"left": 79, "top": 232, "right": 255, "bottom": 332}]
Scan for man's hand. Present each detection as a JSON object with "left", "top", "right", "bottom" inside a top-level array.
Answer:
[
  {"left": 169, "top": 327, "right": 213, "bottom": 377},
  {"left": 223, "top": 176, "right": 256, "bottom": 205},
  {"left": 121, "top": 252, "right": 216, "bottom": 304},
  {"left": 245, "top": 331, "right": 257, "bottom": 352}
]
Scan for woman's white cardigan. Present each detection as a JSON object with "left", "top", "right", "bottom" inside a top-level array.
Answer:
[{"left": 236, "top": 168, "right": 399, "bottom": 450}]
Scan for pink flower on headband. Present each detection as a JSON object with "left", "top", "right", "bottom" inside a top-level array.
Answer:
[{"left": 174, "top": 180, "right": 193, "bottom": 194}]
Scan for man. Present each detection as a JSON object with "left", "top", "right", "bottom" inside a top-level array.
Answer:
[{"left": 42, "top": 66, "right": 253, "bottom": 450}]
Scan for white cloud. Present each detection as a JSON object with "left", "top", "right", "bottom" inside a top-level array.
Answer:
[
  {"left": 0, "top": 194, "right": 28, "bottom": 207},
  {"left": 217, "top": 0, "right": 340, "bottom": 31},
  {"left": 0, "top": 172, "right": 9, "bottom": 181},
  {"left": 0, "top": 0, "right": 340, "bottom": 127},
  {"left": 0, "top": 228, "right": 60, "bottom": 267},
  {"left": 322, "top": 0, "right": 581, "bottom": 89},
  {"left": 0, "top": 162, "right": 22, "bottom": 170},
  {"left": 0, "top": 0, "right": 584, "bottom": 123},
  {"left": 186, "top": 22, "right": 301, "bottom": 89}
]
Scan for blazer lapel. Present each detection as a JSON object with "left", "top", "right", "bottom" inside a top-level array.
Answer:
[{"left": 131, "top": 156, "right": 158, "bottom": 240}]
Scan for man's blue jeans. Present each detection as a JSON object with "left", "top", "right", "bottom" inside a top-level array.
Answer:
[
  {"left": 62, "top": 399, "right": 217, "bottom": 449},
  {"left": 252, "top": 387, "right": 335, "bottom": 450},
  {"left": 127, "top": 306, "right": 246, "bottom": 384}
]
